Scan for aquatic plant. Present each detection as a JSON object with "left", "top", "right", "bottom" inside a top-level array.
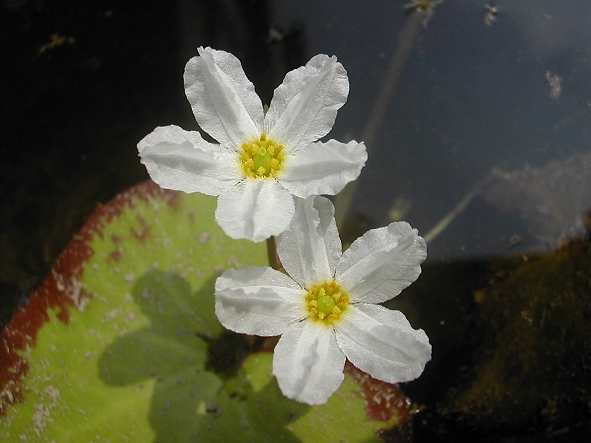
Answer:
[
  {"left": 216, "top": 196, "right": 431, "bottom": 404},
  {"left": 138, "top": 47, "right": 366, "bottom": 242}
]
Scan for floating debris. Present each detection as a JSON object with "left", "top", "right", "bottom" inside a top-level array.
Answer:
[
  {"left": 403, "top": 0, "right": 445, "bottom": 27},
  {"left": 545, "top": 71, "right": 563, "bottom": 100},
  {"left": 484, "top": 4, "right": 498, "bottom": 26}
]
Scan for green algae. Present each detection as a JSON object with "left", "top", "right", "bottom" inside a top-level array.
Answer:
[{"left": 441, "top": 236, "right": 591, "bottom": 435}]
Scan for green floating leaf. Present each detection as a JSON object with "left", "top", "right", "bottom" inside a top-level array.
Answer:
[{"left": 1, "top": 180, "right": 412, "bottom": 442}]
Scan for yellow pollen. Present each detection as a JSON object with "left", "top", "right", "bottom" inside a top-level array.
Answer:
[
  {"left": 239, "top": 132, "right": 286, "bottom": 178},
  {"left": 305, "top": 281, "right": 350, "bottom": 326}
]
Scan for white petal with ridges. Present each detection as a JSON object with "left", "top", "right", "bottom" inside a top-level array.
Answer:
[
  {"left": 184, "top": 47, "right": 263, "bottom": 148},
  {"left": 336, "top": 222, "right": 427, "bottom": 304},
  {"left": 336, "top": 304, "right": 431, "bottom": 384},
  {"left": 137, "top": 125, "right": 241, "bottom": 195},
  {"left": 215, "top": 267, "right": 303, "bottom": 336},
  {"left": 215, "top": 179, "right": 295, "bottom": 242},
  {"left": 277, "top": 196, "right": 341, "bottom": 288},
  {"left": 265, "top": 55, "right": 348, "bottom": 152},
  {"left": 279, "top": 140, "right": 367, "bottom": 198},
  {"left": 273, "top": 320, "right": 345, "bottom": 405}
]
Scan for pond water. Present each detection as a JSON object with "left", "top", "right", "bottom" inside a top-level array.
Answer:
[
  {"left": 2, "top": 0, "right": 591, "bottom": 441},
  {"left": 272, "top": 0, "right": 591, "bottom": 260}
]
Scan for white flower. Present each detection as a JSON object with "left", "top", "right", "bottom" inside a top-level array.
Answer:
[
  {"left": 215, "top": 196, "right": 431, "bottom": 405},
  {"left": 138, "top": 47, "right": 367, "bottom": 242}
]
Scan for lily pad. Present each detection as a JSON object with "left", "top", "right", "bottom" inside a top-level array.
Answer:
[{"left": 1, "top": 180, "right": 412, "bottom": 442}]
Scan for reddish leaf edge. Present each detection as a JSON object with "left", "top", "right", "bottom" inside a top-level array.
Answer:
[
  {"left": 0, "top": 180, "right": 179, "bottom": 415},
  {"left": 344, "top": 362, "right": 414, "bottom": 442}
]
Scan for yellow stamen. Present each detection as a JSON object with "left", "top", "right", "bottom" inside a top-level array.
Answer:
[
  {"left": 239, "top": 133, "right": 286, "bottom": 178},
  {"left": 305, "top": 281, "right": 350, "bottom": 326}
]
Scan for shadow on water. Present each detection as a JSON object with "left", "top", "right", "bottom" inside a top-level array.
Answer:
[{"left": 98, "top": 269, "right": 309, "bottom": 443}]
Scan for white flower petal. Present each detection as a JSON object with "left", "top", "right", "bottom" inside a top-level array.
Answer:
[
  {"left": 279, "top": 140, "right": 367, "bottom": 198},
  {"left": 137, "top": 125, "right": 241, "bottom": 195},
  {"left": 336, "top": 222, "right": 427, "bottom": 304},
  {"left": 265, "top": 54, "right": 349, "bottom": 152},
  {"left": 277, "top": 196, "right": 341, "bottom": 288},
  {"left": 215, "top": 179, "right": 294, "bottom": 242},
  {"left": 215, "top": 267, "right": 303, "bottom": 336},
  {"left": 273, "top": 320, "right": 345, "bottom": 405},
  {"left": 336, "top": 304, "right": 431, "bottom": 384},
  {"left": 184, "top": 47, "right": 263, "bottom": 148}
]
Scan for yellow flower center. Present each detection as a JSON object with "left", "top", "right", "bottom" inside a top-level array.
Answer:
[
  {"left": 240, "top": 133, "right": 285, "bottom": 178},
  {"left": 305, "top": 281, "right": 350, "bottom": 326}
]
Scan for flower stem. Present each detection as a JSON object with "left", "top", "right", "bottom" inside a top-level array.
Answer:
[{"left": 266, "top": 236, "right": 283, "bottom": 271}]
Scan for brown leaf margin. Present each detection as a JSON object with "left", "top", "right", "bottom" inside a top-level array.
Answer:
[
  {"left": 344, "top": 363, "right": 414, "bottom": 442},
  {"left": 0, "top": 180, "right": 179, "bottom": 415}
]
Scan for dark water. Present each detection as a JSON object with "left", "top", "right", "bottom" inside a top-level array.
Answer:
[{"left": 2, "top": 0, "right": 591, "bottom": 440}]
